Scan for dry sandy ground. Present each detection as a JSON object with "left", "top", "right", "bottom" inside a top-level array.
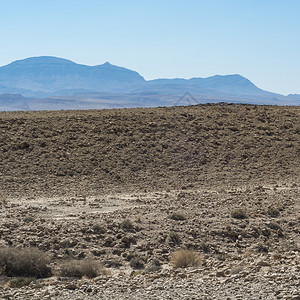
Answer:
[{"left": 0, "top": 103, "right": 299, "bottom": 299}]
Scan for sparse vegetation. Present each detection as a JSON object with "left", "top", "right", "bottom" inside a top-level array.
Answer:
[
  {"left": 225, "top": 225, "right": 240, "bottom": 240},
  {"left": 129, "top": 257, "right": 145, "bottom": 269},
  {"left": 257, "top": 243, "right": 269, "bottom": 253},
  {"left": 23, "top": 216, "right": 35, "bottom": 223},
  {"left": 0, "top": 247, "right": 51, "bottom": 278},
  {"left": 231, "top": 209, "right": 247, "bottom": 219},
  {"left": 168, "top": 213, "right": 186, "bottom": 221},
  {"left": 0, "top": 105, "right": 299, "bottom": 297},
  {"left": 169, "top": 231, "right": 181, "bottom": 244},
  {"left": 216, "top": 253, "right": 227, "bottom": 261},
  {"left": 267, "top": 207, "right": 280, "bottom": 217},
  {"left": 9, "top": 277, "right": 35, "bottom": 288},
  {"left": 170, "top": 249, "right": 202, "bottom": 268},
  {"left": 121, "top": 219, "right": 134, "bottom": 231},
  {"left": 92, "top": 224, "right": 106, "bottom": 234},
  {"left": 60, "top": 259, "right": 106, "bottom": 278},
  {"left": 199, "top": 242, "right": 210, "bottom": 253}
]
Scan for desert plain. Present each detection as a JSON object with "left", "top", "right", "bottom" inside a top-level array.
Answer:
[{"left": 0, "top": 103, "right": 299, "bottom": 299}]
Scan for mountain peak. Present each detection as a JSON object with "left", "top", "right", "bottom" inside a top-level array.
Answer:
[
  {"left": 6, "top": 56, "right": 76, "bottom": 67},
  {"left": 0, "top": 56, "right": 145, "bottom": 96},
  {"left": 0, "top": 56, "right": 289, "bottom": 105}
]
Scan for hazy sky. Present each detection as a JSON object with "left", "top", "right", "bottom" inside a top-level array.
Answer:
[{"left": 1, "top": 0, "right": 299, "bottom": 95}]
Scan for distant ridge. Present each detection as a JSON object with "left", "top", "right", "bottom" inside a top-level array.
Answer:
[
  {"left": 6, "top": 56, "right": 76, "bottom": 65},
  {"left": 0, "top": 56, "right": 145, "bottom": 97},
  {"left": 0, "top": 56, "right": 299, "bottom": 110}
]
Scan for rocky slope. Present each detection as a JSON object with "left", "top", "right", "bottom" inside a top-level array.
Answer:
[
  {"left": 0, "top": 103, "right": 299, "bottom": 198},
  {"left": 0, "top": 103, "right": 299, "bottom": 299}
]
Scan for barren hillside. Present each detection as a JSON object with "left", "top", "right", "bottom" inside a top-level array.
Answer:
[
  {"left": 0, "top": 103, "right": 299, "bottom": 197},
  {"left": 0, "top": 104, "right": 299, "bottom": 299}
]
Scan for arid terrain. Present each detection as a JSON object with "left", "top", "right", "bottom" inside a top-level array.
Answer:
[{"left": 0, "top": 103, "right": 299, "bottom": 299}]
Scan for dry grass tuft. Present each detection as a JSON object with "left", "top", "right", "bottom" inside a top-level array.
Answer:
[
  {"left": 170, "top": 249, "right": 202, "bottom": 268},
  {"left": 9, "top": 277, "right": 35, "bottom": 288},
  {"left": 0, "top": 247, "right": 51, "bottom": 278},
  {"left": 60, "top": 259, "right": 108, "bottom": 278},
  {"left": 168, "top": 213, "right": 186, "bottom": 221},
  {"left": 231, "top": 209, "right": 247, "bottom": 219},
  {"left": 121, "top": 219, "right": 134, "bottom": 231},
  {"left": 267, "top": 207, "right": 280, "bottom": 217},
  {"left": 169, "top": 231, "right": 181, "bottom": 244}
]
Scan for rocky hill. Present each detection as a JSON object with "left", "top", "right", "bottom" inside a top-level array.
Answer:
[
  {"left": 0, "top": 104, "right": 299, "bottom": 299},
  {"left": 0, "top": 103, "right": 299, "bottom": 198}
]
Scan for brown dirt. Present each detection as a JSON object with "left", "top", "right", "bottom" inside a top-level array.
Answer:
[
  {"left": 0, "top": 103, "right": 299, "bottom": 198},
  {"left": 0, "top": 103, "right": 299, "bottom": 299}
]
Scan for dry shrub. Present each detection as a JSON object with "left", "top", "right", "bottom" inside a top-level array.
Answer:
[
  {"left": 92, "top": 224, "right": 106, "bottom": 234},
  {"left": 199, "top": 241, "right": 210, "bottom": 253},
  {"left": 217, "top": 253, "right": 227, "bottom": 261},
  {"left": 231, "top": 209, "right": 247, "bottom": 219},
  {"left": 129, "top": 257, "right": 144, "bottom": 270},
  {"left": 9, "top": 277, "right": 35, "bottom": 288},
  {"left": 170, "top": 249, "right": 202, "bottom": 268},
  {"left": 23, "top": 216, "right": 35, "bottom": 223},
  {"left": 60, "top": 259, "right": 107, "bottom": 278},
  {"left": 168, "top": 213, "right": 186, "bottom": 221},
  {"left": 169, "top": 231, "right": 181, "bottom": 244},
  {"left": 267, "top": 207, "right": 280, "bottom": 217},
  {"left": 0, "top": 247, "right": 51, "bottom": 278},
  {"left": 121, "top": 219, "right": 134, "bottom": 231},
  {"left": 256, "top": 243, "right": 269, "bottom": 253}
]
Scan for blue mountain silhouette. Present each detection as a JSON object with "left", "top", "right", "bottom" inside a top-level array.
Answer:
[{"left": 0, "top": 56, "right": 298, "bottom": 109}]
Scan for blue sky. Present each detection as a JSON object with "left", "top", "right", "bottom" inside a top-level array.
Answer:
[{"left": 0, "top": 0, "right": 299, "bottom": 95}]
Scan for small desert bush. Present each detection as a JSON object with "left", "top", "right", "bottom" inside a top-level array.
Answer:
[
  {"left": 60, "top": 259, "right": 106, "bottom": 278},
  {"left": 9, "top": 277, "right": 35, "bottom": 288},
  {"left": 199, "top": 242, "right": 210, "bottom": 253},
  {"left": 121, "top": 219, "right": 134, "bottom": 231},
  {"left": 23, "top": 216, "right": 35, "bottom": 223},
  {"left": 231, "top": 209, "right": 247, "bottom": 219},
  {"left": 170, "top": 249, "right": 202, "bottom": 268},
  {"left": 267, "top": 207, "right": 280, "bottom": 217},
  {"left": 216, "top": 253, "right": 227, "bottom": 261},
  {"left": 92, "top": 224, "right": 106, "bottom": 234},
  {"left": 0, "top": 247, "right": 51, "bottom": 278},
  {"left": 129, "top": 257, "right": 145, "bottom": 270},
  {"left": 168, "top": 213, "right": 186, "bottom": 221},
  {"left": 169, "top": 231, "right": 181, "bottom": 244},
  {"left": 256, "top": 243, "right": 269, "bottom": 253}
]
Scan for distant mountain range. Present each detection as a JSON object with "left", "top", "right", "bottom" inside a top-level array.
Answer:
[{"left": 0, "top": 56, "right": 299, "bottom": 110}]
